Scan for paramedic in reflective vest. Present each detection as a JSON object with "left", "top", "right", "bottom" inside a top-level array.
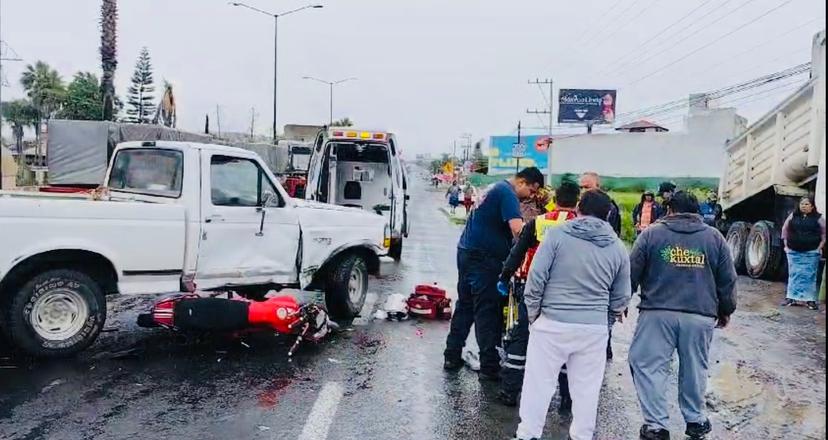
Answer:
[
  {"left": 496, "top": 180, "right": 580, "bottom": 408},
  {"left": 444, "top": 167, "right": 545, "bottom": 380}
]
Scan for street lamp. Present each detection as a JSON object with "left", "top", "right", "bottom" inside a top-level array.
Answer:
[
  {"left": 302, "top": 76, "right": 357, "bottom": 125},
  {"left": 229, "top": 2, "right": 323, "bottom": 143}
]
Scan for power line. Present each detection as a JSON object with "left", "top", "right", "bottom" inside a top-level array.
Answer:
[
  {"left": 579, "top": 0, "right": 649, "bottom": 50},
  {"left": 588, "top": 0, "right": 725, "bottom": 79},
  {"left": 623, "top": 0, "right": 797, "bottom": 87},
  {"left": 618, "top": 0, "right": 760, "bottom": 79}
]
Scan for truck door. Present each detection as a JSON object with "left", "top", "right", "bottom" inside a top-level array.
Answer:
[{"left": 195, "top": 154, "right": 300, "bottom": 289}]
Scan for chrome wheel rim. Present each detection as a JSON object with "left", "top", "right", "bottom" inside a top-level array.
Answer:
[{"left": 348, "top": 265, "right": 366, "bottom": 304}]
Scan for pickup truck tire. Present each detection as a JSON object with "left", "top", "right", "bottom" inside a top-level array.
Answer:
[
  {"left": 726, "top": 221, "right": 750, "bottom": 274},
  {"left": 4, "top": 269, "right": 106, "bottom": 358},
  {"left": 389, "top": 239, "right": 403, "bottom": 261},
  {"left": 745, "top": 220, "right": 784, "bottom": 280},
  {"left": 325, "top": 254, "right": 368, "bottom": 322}
]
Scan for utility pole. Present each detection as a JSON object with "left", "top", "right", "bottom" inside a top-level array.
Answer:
[
  {"left": 249, "top": 107, "right": 258, "bottom": 141},
  {"left": 516, "top": 121, "right": 522, "bottom": 173},
  {"left": 527, "top": 78, "right": 554, "bottom": 175},
  {"left": 0, "top": 2, "right": 23, "bottom": 190},
  {"left": 216, "top": 105, "right": 222, "bottom": 138}
]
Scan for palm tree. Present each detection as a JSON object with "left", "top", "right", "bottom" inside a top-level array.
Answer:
[
  {"left": 1, "top": 99, "right": 38, "bottom": 155},
  {"left": 100, "top": 0, "right": 118, "bottom": 121},
  {"left": 20, "top": 61, "right": 65, "bottom": 121}
]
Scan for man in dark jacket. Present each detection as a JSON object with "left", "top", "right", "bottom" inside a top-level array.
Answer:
[
  {"left": 629, "top": 191, "right": 737, "bottom": 440},
  {"left": 496, "top": 180, "right": 579, "bottom": 408}
]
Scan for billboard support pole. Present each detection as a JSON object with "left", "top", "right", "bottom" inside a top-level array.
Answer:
[{"left": 516, "top": 121, "right": 521, "bottom": 173}]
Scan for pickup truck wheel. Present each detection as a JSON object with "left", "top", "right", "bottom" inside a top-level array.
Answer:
[
  {"left": 726, "top": 221, "right": 750, "bottom": 274},
  {"left": 389, "top": 239, "right": 403, "bottom": 261},
  {"left": 4, "top": 269, "right": 106, "bottom": 358},
  {"left": 325, "top": 255, "right": 368, "bottom": 322},
  {"left": 745, "top": 220, "right": 784, "bottom": 280}
]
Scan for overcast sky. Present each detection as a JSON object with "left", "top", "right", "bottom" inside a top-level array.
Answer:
[{"left": 1, "top": 0, "right": 825, "bottom": 154}]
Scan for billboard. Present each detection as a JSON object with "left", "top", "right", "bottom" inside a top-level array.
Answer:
[
  {"left": 558, "top": 89, "right": 617, "bottom": 124},
  {"left": 487, "top": 135, "right": 550, "bottom": 175}
]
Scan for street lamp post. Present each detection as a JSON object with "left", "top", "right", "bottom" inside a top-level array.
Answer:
[
  {"left": 302, "top": 76, "right": 357, "bottom": 125},
  {"left": 229, "top": 2, "right": 323, "bottom": 143}
]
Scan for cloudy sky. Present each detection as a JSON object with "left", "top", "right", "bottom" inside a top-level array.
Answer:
[{"left": 1, "top": 0, "right": 825, "bottom": 154}]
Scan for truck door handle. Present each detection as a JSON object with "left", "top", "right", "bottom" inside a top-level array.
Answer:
[{"left": 206, "top": 215, "right": 224, "bottom": 223}]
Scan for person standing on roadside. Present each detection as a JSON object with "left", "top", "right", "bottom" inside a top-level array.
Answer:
[
  {"left": 496, "top": 180, "right": 580, "bottom": 408},
  {"left": 658, "top": 181, "right": 676, "bottom": 215},
  {"left": 629, "top": 191, "right": 737, "bottom": 440},
  {"left": 444, "top": 167, "right": 544, "bottom": 381},
  {"left": 462, "top": 181, "right": 476, "bottom": 215},
  {"left": 513, "top": 189, "right": 631, "bottom": 440},
  {"left": 699, "top": 191, "right": 723, "bottom": 229},
  {"left": 633, "top": 191, "right": 662, "bottom": 237},
  {"left": 780, "top": 195, "right": 825, "bottom": 311},
  {"left": 578, "top": 171, "right": 621, "bottom": 359},
  {"left": 446, "top": 181, "right": 461, "bottom": 215}
]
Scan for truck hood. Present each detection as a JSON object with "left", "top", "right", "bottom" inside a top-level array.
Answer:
[{"left": 292, "top": 199, "right": 386, "bottom": 228}]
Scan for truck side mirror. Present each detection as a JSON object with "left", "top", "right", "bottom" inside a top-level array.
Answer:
[{"left": 256, "top": 192, "right": 277, "bottom": 236}]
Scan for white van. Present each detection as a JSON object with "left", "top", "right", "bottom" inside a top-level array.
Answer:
[{"left": 306, "top": 128, "right": 410, "bottom": 260}]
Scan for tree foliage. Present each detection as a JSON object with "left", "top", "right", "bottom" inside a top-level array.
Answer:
[
  {"left": 125, "top": 47, "right": 156, "bottom": 124},
  {"left": 100, "top": 0, "right": 118, "bottom": 121},
  {"left": 59, "top": 72, "right": 104, "bottom": 120},
  {"left": 331, "top": 117, "right": 353, "bottom": 127},
  {"left": 2, "top": 100, "right": 38, "bottom": 153},
  {"left": 20, "top": 61, "right": 65, "bottom": 120}
]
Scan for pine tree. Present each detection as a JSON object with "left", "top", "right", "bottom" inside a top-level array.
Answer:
[{"left": 125, "top": 47, "right": 156, "bottom": 124}]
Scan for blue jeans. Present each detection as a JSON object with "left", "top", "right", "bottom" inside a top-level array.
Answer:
[{"left": 444, "top": 249, "right": 504, "bottom": 374}]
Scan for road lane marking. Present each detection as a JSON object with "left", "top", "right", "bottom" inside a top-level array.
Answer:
[{"left": 296, "top": 382, "right": 344, "bottom": 440}]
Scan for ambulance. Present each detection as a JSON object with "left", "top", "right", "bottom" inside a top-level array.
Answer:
[{"left": 306, "top": 128, "right": 410, "bottom": 260}]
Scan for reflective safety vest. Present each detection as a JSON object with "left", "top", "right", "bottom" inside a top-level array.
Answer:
[{"left": 516, "top": 208, "right": 577, "bottom": 279}]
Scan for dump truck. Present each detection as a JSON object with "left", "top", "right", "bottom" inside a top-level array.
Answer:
[{"left": 719, "top": 30, "right": 826, "bottom": 279}]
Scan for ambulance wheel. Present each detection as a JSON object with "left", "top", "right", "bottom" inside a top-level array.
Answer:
[
  {"left": 389, "top": 239, "right": 403, "bottom": 261},
  {"left": 4, "top": 269, "right": 106, "bottom": 358},
  {"left": 326, "top": 254, "right": 368, "bottom": 322},
  {"left": 726, "top": 221, "right": 750, "bottom": 274}
]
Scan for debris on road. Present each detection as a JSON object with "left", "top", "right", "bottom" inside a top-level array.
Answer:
[
  {"left": 462, "top": 350, "right": 480, "bottom": 371},
  {"left": 40, "top": 379, "right": 65, "bottom": 393},
  {"left": 406, "top": 284, "right": 452, "bottom": 320},
  {"left": 381, "top": 293, "right": 409, "bottom": 320}
]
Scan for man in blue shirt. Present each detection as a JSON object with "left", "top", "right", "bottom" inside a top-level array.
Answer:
[{"left": 444, "top": 167, "right": 545, "bottom": 380}]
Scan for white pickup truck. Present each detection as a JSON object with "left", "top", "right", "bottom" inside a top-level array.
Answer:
[{"left": 0, "top": 141, "right": 391, "bottom": 357}]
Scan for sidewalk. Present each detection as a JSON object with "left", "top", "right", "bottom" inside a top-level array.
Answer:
[{"left": 438, "top": 205, "right": 468, "bottom": 224}]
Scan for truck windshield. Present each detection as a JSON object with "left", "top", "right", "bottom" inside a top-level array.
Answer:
[
  {"left": 290, "top": 146, "right": 311, "bottom": 171},
  {"left": 108, "top": 149, "right": 183, "bottom": 198}
]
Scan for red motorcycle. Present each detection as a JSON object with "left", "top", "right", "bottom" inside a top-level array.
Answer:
[{"left": 137, "top": 293, "right": 334, "bottom": 357}]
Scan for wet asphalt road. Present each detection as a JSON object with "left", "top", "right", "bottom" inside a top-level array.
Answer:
[{"left": 1, "top": 173, "right": 826, "bottom": 440}]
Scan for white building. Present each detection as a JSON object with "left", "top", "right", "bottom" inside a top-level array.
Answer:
[{"left": 548, "top": 97, "right": 747, "bottom": 179}]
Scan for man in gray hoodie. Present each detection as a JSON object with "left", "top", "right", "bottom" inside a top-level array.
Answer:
[
  {"left": 514, "top": 190, "right": 631, "bottom": 440},
  {"left": 629, "top": 191, "right": 737, "bottom": 440}
]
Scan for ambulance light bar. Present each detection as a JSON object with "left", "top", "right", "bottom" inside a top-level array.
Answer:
[{"left": 330, "top": 130, "right": 387, "bottom": 141}]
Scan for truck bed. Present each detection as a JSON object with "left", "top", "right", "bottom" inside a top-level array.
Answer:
[{"left": 0, "top": 196, "right": 187, "bottom": 295}]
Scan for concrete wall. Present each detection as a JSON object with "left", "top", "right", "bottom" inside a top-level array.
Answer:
[{"left": 547, "top": 107, "right": 745, "bottom": 179}]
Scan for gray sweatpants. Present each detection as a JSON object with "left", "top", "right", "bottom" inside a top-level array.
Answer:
[{"left": 629, "top": 310, "right": 716, "bottom": 431}]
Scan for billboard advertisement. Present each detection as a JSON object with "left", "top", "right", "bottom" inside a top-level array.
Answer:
[
  {"left": 558, "top": 89, "right": 617, "bottom": 124},
  {"left": 487, "top": 135, "right": 551, "bottom": 175}
]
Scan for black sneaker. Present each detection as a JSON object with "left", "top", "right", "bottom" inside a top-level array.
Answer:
[
  {"left": 443, "top": 356, "right": 463, "bottom": 371},
  {"left": 558, "top": 394, "right": 572, "bottom": 416},
  {"left": 685, "top": 420, "right": 711, "bottom": 439},
  {"left": 806, "top": 301, "right": 819, "bottom": 311},
  {"left": 496, "top": 390, "right": 518, "bottom": 407},
  {"left": 639, "top": 425, "right": 670, "bottom": 440},
  {"left": 781, "top": 298, "right": 796, "bottom": 307}
]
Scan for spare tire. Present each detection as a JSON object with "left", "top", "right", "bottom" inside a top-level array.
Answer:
[
  {"left": 745, "top": 220, "right": 784, "bottom": 280},
  {"left": 726, "top": 222, "right": 750, "bottom": 274}
]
